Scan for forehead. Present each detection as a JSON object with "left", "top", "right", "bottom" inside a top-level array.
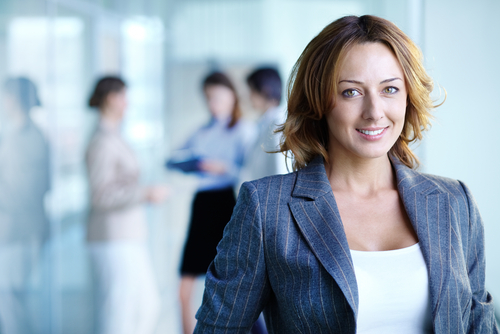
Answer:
[
  {"left": 204, "top": 84, "right": 234, "bottom": 97},
  {"left": 337, "top": 42, "right": 404, "bottom": 82},
  {"left": 205, "top": 84, "right": 231, "bottom": 91}
]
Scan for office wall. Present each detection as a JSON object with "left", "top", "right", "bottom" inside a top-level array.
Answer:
[{"left": 423, "top": 0, "right": 500, "bottom": 303}]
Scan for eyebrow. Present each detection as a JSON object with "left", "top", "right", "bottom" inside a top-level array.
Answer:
[{"left": 338, "top": 77, "right": 403, "bottom": 84}]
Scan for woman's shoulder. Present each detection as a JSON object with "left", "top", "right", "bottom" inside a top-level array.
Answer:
[
  {"left": 392, "top": 156, "right": 470, "bottom": 199},
  {"left": 86, "top": 128, "right": 118, "bottom": 157},
  {"left": 239, "top": 171, "right": 298, "bottom": 199},
  {"left": 413, "top": 169, "right": 472, "bottom": 202}
]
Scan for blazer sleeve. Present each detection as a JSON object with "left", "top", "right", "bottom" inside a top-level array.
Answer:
[
  {"left": 459, "top": 181, "right": 500, "bottom": 333},
  {"left": 194, "top": 181, "right": 271, "bottom": 333}
]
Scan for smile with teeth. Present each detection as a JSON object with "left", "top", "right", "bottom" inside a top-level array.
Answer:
[{"left": 356, "top": 128, "right": 387, "bottom": 136}]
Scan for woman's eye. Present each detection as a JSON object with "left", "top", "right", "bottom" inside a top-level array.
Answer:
[
  {"left": 342, "top": 89, "right": 360, "bottom": 97},
  {"left": 383, "top": 87, "right": 399, "bottom": 94}
]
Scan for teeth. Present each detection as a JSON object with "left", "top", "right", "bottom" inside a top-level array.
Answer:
[{"left": 358, "top": 128, "right": 384, "bottom": 135}]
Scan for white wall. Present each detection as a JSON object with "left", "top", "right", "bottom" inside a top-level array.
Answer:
[{"left": 423, "top": 0, "right": 500, "bottom": 302}]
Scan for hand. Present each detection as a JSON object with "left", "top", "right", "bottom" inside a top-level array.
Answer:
[
  {"left": 145, "top": 185, "right": 171, "bottom": 204},
  {"left": 198, "top": 159, "right": 227, "bottom": 175}
]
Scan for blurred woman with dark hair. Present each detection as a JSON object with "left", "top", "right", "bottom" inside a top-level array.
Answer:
[
  {"left": 167, "top": 71, "right": 253, "bottom": 334},
  {"left": 0, "top": 77, "right": 50, "bottom": 334},
  {"left": 86, "top": 76, "right": 168, "bottom": 334}
]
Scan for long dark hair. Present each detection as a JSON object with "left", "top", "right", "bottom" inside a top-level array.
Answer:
[
  {"left": 88, "top": 76, "right": 126, "bottom": 109},
  {"left": 203, "top": 72, "right": 241, "bottom": 128}
]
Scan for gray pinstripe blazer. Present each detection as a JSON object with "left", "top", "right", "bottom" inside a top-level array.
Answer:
[{"left": 195, "top": 155, "right": 499, "bottom": 333}]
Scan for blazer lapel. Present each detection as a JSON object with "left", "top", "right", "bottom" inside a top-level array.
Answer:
[
  {"left": 391, "top": 156, "right": 451, "bottom": 319},
  {"left": 288, "top": 156, "right": 359, "bottom": 317},
  {"left": 288, "top": 155, "right": 452, "bottom": 321}
]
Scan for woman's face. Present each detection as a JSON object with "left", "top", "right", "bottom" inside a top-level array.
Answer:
[
  {"left": 204, "top": 84, "right": 235, "bottom": 120},
  {"left": 326, "top": 42, "right": 407, "bottom": 161},
  {"left": 104, "top": 88, "right": 128, "bottom": 119},
  {"left": 249, "top": 89, "right": 269, "bottom": 113}
]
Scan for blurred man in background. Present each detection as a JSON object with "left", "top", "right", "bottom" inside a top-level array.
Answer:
[{"left": 241, "top": 67, "right": 286, "bottom": 184}]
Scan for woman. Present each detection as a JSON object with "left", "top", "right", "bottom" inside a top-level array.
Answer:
[
  {"left": 194, "top": 16, "right": 498, "bottom": 333},
  {"left": 86, "top": 76, "right": 167, "bottom": 334},
  {"left": 167, "top": 71, "right": 252, "bottom": 334}
]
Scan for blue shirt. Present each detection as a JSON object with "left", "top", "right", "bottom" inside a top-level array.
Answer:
[{"left": 170, "top": 117, "right": 254, "bottom": 191}]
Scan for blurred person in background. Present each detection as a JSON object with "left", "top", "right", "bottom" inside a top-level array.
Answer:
[
  {"left": 241, "top": 67, "right": 285, "bottom": 183},
  {"left": 167, "top": 71, "right": 253, "bottom": 334},
  {"left": 86, "top": 76, "right": 168, "bottom": 334},
  {"left": 0, "top": 77, "right": 50, "bottom": 334}
]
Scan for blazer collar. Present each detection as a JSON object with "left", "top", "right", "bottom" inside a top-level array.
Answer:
[
  {"left": 291, "top": 155, "right": 333, "bottom": 199},
  {"left": 289, "top": 154, "right": 451, "bottom": 321},
  {"left": 390, "top": 154, "right": 441, "bottom": 196},
  {"left": 289, "top": 155, "right": 358, "bottom": 317}
]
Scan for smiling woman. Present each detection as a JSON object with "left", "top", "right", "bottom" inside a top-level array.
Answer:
[
  {"left": 194, "top": 15, "right": 499, "bottom": 334},
  {"left": 279, "top": 15, "right": 435, "bottom": 171}
]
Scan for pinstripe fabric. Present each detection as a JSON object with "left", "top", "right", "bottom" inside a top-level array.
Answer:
[{"left": 195, "top": 155, "right": 499, "bottom": 333}]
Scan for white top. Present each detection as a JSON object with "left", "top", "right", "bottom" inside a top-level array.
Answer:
[{"left": 350, "top": 243, "right": 433, "bottom": 334}]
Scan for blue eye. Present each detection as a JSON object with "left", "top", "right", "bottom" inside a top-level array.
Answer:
[
  {"left": 383, "top": 87, "right": 399, "bottom": 94},
  {"left": 342, "top": 89, "right": 360, "bottom": 97}
]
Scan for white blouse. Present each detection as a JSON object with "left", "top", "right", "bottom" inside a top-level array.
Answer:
[{"left": 350, "top": 243, "right": 433, "bottom": 334}]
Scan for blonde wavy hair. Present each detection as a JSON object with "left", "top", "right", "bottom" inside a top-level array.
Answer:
[{"left": 277, "top": 15, "right": 442, "bottom": 171}]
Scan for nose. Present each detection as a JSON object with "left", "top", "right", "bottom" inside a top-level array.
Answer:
[{"left": 362, "top": 92, "right": 384, "bottom": 121}]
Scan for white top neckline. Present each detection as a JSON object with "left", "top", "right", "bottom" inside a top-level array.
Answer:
[{"left": 350, "top": 242, "right": 420, "bottom": 255}]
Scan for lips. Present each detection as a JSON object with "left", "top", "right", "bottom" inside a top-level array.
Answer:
[{"left": 355, "top": 127, "right": 389, "bottom": 140}]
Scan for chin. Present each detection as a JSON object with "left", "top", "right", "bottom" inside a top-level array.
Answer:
[{"left": 352, "top": 147, "right": 392, "bottom": 160}]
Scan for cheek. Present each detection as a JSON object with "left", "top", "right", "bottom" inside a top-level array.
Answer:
[
  {"left": 325, "top": 114, "right": 349, "bottom": 145},
  {"left": 209, "top": 99, "right": 225, "bottom": 114},
  {"left": 223, "top": 94, "right": 236, "bottom": 111},
  {"left": 386, "top": 95, "right": 407, "bottom": 121},
  {"left": 326, "top": 104, "right": 354, "bottom": 130},
  {"left": 390, "top": 102, "right": 407, "bottom": 138},
  {"left": 395, "top": 101, "right": 408, "bottom": 124}
]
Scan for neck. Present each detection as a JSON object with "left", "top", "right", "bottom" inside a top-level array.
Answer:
[
  {"left": 325, "top": 150, "right": 395, "bottom": 196},
  {"left": 100, "top": 108, "right": 122, "bottom": 127}
]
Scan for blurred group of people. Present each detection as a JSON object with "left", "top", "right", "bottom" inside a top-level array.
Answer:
[
  {"left": 0, "top": 67, "right": 283, "bottom": 334},
  {"left": 88, "top": 67, "right": 283, "bottom": 334}
]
